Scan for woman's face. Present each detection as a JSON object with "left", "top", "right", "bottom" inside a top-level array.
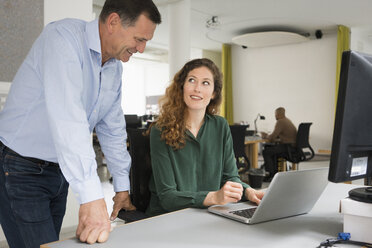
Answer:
[{"left": 183, "top": 66, "right": 215, "bottom": 113}]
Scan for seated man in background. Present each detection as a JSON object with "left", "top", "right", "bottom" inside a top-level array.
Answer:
[
  {"left": 260, "top": 107, "right": 297, "bottom": 181},
  {"left": 146, "top": 58, "right": 264, "bottom": 217}
]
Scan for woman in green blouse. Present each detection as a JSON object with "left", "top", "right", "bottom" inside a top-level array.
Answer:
[{"left": 146, "top": 58, "right": 264, "bottom": 216}]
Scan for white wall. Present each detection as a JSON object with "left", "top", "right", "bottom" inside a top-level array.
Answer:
[
  {"left": 232, "top": 34, "right": 338, "bottom": 153},
  {"left": 44, "top": 0, "right": 94, "bottom": 25},
  {"left": 351, "top": 27, "right": 372, "bottom": 55},
  {"left": 203, "top": 50, "right": 222, "bottom": 71}
]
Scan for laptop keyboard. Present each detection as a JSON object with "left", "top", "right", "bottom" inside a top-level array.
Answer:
[{"left": 230, "top": 207, "right": 257, "bottom": 218}]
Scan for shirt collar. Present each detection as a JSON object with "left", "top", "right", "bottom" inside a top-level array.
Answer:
[
  {"left": 186, "top": 114, "right": 211, "bottom": 140},
  {"left": 205, "top": 114, "right": 212, "bottom": 120},
  {"left": 85, "top": 19, "right": 101, "bottom": 55}
]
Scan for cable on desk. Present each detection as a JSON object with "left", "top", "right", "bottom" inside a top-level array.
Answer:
[{"left": 317, "top": 232, "right": 372, "bottom": 248}]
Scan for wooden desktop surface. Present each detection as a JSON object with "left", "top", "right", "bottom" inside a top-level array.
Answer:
[
  {"left": 42, "top": 182, "right": 358, "bottom": 248},
  {"left": 244, "top": 136, "right": 267, "bottom": 168}
]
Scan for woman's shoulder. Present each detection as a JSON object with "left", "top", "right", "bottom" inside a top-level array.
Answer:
[
  {"left": 150, "top": 124, "right": 162, "bottom": 136},
  {"left": 149, "top": 125, "right": 167, "bottom": 148},
  {"left": 206, "top": 115, "right": 230, "bottom": 135},
  {"left": 207, "top": 114, "right": 229, "bottom": 126}
]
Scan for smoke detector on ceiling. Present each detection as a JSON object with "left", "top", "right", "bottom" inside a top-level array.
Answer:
[
  {"left": 232, "top": 31, "right": 310, "bottom": 48},
  {"left": 206, "top": 16, "right": 220, "bottom": 29}
]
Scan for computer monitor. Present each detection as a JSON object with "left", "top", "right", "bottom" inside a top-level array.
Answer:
[{"left": 328, "top": 50, "right": 372, "bottom": 202}]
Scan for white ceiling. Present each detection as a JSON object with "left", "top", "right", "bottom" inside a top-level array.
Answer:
[{"left": 94, "top": 0, "right": 372, "bottom": 52}]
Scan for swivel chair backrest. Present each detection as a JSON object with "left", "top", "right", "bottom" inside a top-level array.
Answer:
[
  {"left": 126, "top": 128, "right": 152, "bottom": 212},
  {"left": 289, "top": 123, "right": 315, "bottom": 162},
  {"left": 229, "top": 125, "right": 250, "bottom": 170},
  {"left": 125, "top": 115, "right": 142, "bottom": 129},
  {"left": 117, "top": 128, "right": 152, "bottom": 223},
  {"left": 297, "top": 123, "right": 312, "bottom": 149}
]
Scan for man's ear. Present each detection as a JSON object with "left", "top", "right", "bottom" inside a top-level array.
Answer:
[{"left": 106, "top": 12, "right": 121, "bottom": 33}]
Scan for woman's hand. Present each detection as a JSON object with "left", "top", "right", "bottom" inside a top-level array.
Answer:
[
  {"left": 203, "top": 181, "right": 243, "bottom": 206},
  {"left": 245, "top": 187, "right": 264, "bottom": 205}
]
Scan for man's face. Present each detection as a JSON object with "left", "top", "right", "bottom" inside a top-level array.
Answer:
[{"left": 108, "top": 14, "right": 156, "bottom": 62}]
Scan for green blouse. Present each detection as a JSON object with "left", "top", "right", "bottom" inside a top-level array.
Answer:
[{"left": 146, "top": 114, "right": 250, "bottom": 216}]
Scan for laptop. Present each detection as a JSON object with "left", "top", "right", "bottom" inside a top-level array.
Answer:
[{"left": 208, "top": 168, "right": 328, "bottom": 224}]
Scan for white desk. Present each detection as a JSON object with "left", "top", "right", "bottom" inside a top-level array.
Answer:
[{"left": 43, "top": 183, "right": 359, "bottom": 248}]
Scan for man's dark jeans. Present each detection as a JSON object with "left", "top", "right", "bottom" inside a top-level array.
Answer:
[
  {"left": 0, "top": 142, "right": 69, "bottom": 248},
  {"left": 262, "top": 143, "right": 289, "bottom": 177}
]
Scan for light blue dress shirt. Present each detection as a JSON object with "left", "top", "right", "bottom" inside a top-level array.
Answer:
[{"left": 0, "top": 19, "right": 131, "bottom": 204}]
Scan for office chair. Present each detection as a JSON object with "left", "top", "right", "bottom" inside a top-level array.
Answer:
[
  {"left": 281, "top": 122, "right": 315, "bottom": 170},
  {"left": 229, "top": 125, "right": 251, "bottom": 172},
  {"left": 117, "top": 128, "right": 152, "bottom": 223},
  {"left": 124, "top": 114, "right": 142, "bottom": 129}
]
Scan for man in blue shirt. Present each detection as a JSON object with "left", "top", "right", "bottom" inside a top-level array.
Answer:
[{"left": 0, "top": 0, "right": 161, "bottom": 246}]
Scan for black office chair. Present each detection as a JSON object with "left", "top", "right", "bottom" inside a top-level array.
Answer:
[
  {"left": 282, "top": 122, "right": 315, "bottom": 169},
  {"left": 124, "top": 114, "right": 142, "bottom": 129},
  {"left": 117, "top": 128, "right": 152, "bottom": 223},
  {"left": 229, "top": 125, "right": 250, "bottom": 172}
]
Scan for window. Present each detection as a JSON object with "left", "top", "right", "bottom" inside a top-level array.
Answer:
[{"left": 121, "top": 58, "right": 169, "bottom": 115}]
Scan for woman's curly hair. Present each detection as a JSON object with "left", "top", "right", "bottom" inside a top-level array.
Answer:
[{"left": 155, "top": 58, "right": 223, "bottom": 150}]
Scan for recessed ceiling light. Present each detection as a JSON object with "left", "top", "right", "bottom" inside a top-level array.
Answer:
[{"left": 232, "top": 31, "right": 309, "bottom": 48}]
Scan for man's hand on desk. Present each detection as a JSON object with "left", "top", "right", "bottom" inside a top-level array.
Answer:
[
  {"left": 203, "top": 181, "right": 243, "bottom": 206},
  {"left": 76, "top": 198, "right": 111, "bottom": 244},
  {"left": 110, "top": 191, "right": 136, "bottom": 220},
  {"left": 245, "top": 188, "right": 264, "bottom": 205}
]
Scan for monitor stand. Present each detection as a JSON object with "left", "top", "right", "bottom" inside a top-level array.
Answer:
[{"left": 348, "top": 187, "right": 372, "bottom": 203}]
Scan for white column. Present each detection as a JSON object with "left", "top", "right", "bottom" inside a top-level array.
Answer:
[{"left": 168, "top": 0, "right": 191, "bottom": 79}]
